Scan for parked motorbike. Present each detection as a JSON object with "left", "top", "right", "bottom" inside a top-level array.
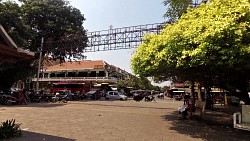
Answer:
[
  {"left": 28, "top": 92, "right": 42, "bottom": 102},
  {"left": 174, "top": 95, "right": 182, "bottom": 101},
  {"left": 133, "top": 93, "right": 144, "bottom": 102},
  {"left": 144, "top": 95, "right": 155, "bottom": 102},
  {"left": 0, "top": 94, "right": 7, "bottom": 105},
  {"left": 52, "top": 93, "right": 68, "bottom": 103},
  {"left": 2, "top": 90, "right": 27, "bottom": 106},
  {"left": 157, "top": 93, "right": 164, "bottom": 99}
]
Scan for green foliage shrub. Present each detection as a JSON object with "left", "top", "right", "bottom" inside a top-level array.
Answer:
[{"left": 0, "top": 119, "right": 22, "bottom": 140}]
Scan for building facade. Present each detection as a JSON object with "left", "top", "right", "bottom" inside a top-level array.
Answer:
[
  {"left": 31, "top": 59, "right": 132, "bottom": 90},
  {"left": 0, "top": 25, "right": 34, "bottom": 89}
]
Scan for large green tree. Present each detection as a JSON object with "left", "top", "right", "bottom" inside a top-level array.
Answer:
[
  {"left": 20, "top": 0, "right": 87, "bottom": 60},
  {"left": 163, "top": 0, "right": 193, "bottom": 22},
  {"left": 0, "top": 1, "right": 30, "bottom": 47},
  {"left": 163, "top": 0, "right": 212, "bottom": 22},
  {"left": 131, "top": 0, "right": 250, "bottom": 104},
  {"left": 0, "top": 0, "right": 87, "bottom": 89},
  {"left": 0, "top": 0, "right": 87, "bottom": 60},
  {"left": 117, "top": 76, "right": 159, "bottom": 91}
]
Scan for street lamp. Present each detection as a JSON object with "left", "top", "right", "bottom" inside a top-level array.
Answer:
[{"left": 35, "top": 37, "right": 44, "bottom": 94}]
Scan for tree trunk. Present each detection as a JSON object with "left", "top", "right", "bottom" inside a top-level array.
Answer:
[
  {"left": 204, "top": 85, "right": 210, "bottom": 101},
  {"left": 241, "top": 87, "right": 250, "bottom": 105},
  {"left": 243, "top": 93, "right": 250, "bottom": 105},
  {"left": 191, "top": 81, "right": 195, "bottom": 103},
  {"left": 205, "top": 85, "right": 213, "bottom": 110},
  {"left": 197, "top": 83, "right": 202, "bottom": 101},
  {"left": 239, "top": 83, "right": 250, "bottom": 105}
]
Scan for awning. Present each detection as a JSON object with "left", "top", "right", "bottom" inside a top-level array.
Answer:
[
  {"left": 0, "top": 25, "right": 34, "bottom": 63},
  {"left": 173, "top": 91, "right": 185, "bottom": 93}
]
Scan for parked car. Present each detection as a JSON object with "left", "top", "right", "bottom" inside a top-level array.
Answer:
[
  {"left": 106, "top": 91, "right": 127, "bottom": 101},
  {"left": 227, "top": 96, "right": 240, "bottom": 106},
  {"left": 174, "top": 94, "right": 182, "bottom": 101},
  {"left": 84, "top": 90, "right": 99, "bottom": 100}
]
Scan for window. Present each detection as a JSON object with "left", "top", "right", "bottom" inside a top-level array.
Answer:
[
  {"left": 78, "top": 72, "right": 88, "bottom": 77},
  {"left": 53, "top": 84, "right": 83, "bottom": 88},
  {"left": 68, "top": 72, "right": 76, "bottom": 77},
  {"left": 50, "top": 73, "right": 56, "bottom": 77},
  {"left": 53, "top": 84, "right": 66, "bottom": 88},
  {"left": 98, "top": 71, "right": 105, "bottom": 77},
  {"left": 39, "top": 73, "right": 43, "bottom": 78},
  {"left": 67, "top": 84, "right": 82, "bottom": 88},
  {"left": 44, "top": 73, "right": 49, "bottom": 78},
  {"left": 90, "top": 71, "right": 96, "bottom": 77},
  {"left": 57, "top": 72, "right": 65, "bottom": 77}
]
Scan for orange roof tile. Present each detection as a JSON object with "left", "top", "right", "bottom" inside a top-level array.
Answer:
[{"left": 45, "top": 60, "right": 105, "bottom": 71}]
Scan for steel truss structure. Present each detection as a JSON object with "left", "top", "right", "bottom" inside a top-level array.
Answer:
[{"left": 85, "top": 22, "right": 167, "bottom": 52}]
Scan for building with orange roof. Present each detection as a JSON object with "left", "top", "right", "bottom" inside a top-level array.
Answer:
[{"left": 31, "top": 59, "right": 132, "bottom": 91}]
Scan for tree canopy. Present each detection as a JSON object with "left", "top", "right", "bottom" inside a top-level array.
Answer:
[
  {"left": 131, "top": 0, "right": 250, "bottom": 103},
  {"left": 0, "top": 0, "right": 87, "bottom": 60},
  {"left": 117, "top": 76, "right": 161, "bottom": 91},
  {"left": 163, "top": 0, "right": 193, "bottom": 22},
  {"left": 0, "top": 0, "right": 87, "bottom": 89},
  {"left": 0, "top": 1, "right": 30, "bottom": 48}
]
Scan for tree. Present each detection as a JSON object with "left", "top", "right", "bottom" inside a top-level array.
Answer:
[
  {"left": 117, "top": 76, "right": 160, "bottom": 91},
  {"left": 163, "top": 0, "right": 193, "bottom": 22},
  {"left": 117, "top": 78, "right": 138, "bottom": 90},
  {"left": 0, "top": 1, "right": 30, "bottom": 48},
  {"left": 163, "top": 0, "right": 212, "bottom": 22},
  {"left": 20, "top": 0, "right": 87, "bottom": 60},
  {"left": 131, "top": 0, "right": 250, "bottom": 104},
  {"left": 0, "top": 0, "right": 88, "bottom": 60},
  {"left": 0, "top": 0, "right": 87, "bottom": 89}
]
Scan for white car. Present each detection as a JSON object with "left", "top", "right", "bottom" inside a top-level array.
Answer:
[{"left": 106, "top": 91, "right": 127, "bottom": 101}]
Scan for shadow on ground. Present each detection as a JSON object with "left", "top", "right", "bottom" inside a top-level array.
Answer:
[
  {"left": 162, "top": 110, "right": 250, "bottom": 141},
  {"left": 7, "top": 131, "right": 75, "bottom": 141},
  {"left": 71, "top": 101, "right": 172, "bottom": 110},
  {"left": 0, "top": 102, "right": 67, "bottom": 108}
]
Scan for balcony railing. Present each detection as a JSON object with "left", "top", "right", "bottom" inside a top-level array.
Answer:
[{"left": 32, "top": 77, "right": 118, "bottom": 83}]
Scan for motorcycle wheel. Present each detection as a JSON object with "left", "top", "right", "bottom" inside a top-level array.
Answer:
[
  {"left": 62, "top": 99, "right": 68, "bottom": 103},
  {"left": 5, "top": 100, "right": 12, "bottom": 106},
  {"left": 52, "top": 98, "right": 57, "bottom": 103},
  {"left": 23, "top": 100, "right": 28, "bottom": 105}
]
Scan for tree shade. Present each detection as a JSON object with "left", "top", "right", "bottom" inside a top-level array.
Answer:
[{"left": 131, "top": 0, "right": 250, "bottom": 103}]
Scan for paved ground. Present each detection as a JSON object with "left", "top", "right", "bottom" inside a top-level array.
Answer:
[{"left": 1, "top": 98, "right": 250, "bottom": 141}]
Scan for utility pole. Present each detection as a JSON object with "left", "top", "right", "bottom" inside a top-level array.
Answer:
[{"left": 35, "top": 37, "right": 44, "bottom": 94}]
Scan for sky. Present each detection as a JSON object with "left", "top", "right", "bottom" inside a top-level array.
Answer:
[{"left": 69, "top": 0, "right": 170, "bottom": 86}]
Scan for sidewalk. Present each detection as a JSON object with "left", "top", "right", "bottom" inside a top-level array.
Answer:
[{"left": 199, "top": 105, "right": 250, "bottom": 139}]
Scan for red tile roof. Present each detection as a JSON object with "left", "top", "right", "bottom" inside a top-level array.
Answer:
[
  {"left": 172, "top": 83, "right": 185, "bottom": 88},
  {"left": 45, "top": 60, "right": 105, "bottom": 71}
]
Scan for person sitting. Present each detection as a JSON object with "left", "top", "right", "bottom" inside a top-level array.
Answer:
[{"left": 178, "top": 94, "right": 193, "bottom": 120}]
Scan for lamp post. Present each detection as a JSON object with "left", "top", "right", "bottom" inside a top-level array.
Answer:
[{"left": 35, "top": 37, "right": 44, "bottom": 94}]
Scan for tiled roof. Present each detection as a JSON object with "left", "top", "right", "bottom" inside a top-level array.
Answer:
[
  {"left": 45, "top": 60, "right": 105, "bottom": 71},
  {"left": 41, "top": 57, "right": 61, "bottom": 68},
  {"left": 0, "top": 24, "right": 34, "bottom": 61},
  {"left": 172, "top": 83, "right": 185, "bottom": 88},
  {"left": 0, "top": 25, "right": 18, "bottom": 49}
]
